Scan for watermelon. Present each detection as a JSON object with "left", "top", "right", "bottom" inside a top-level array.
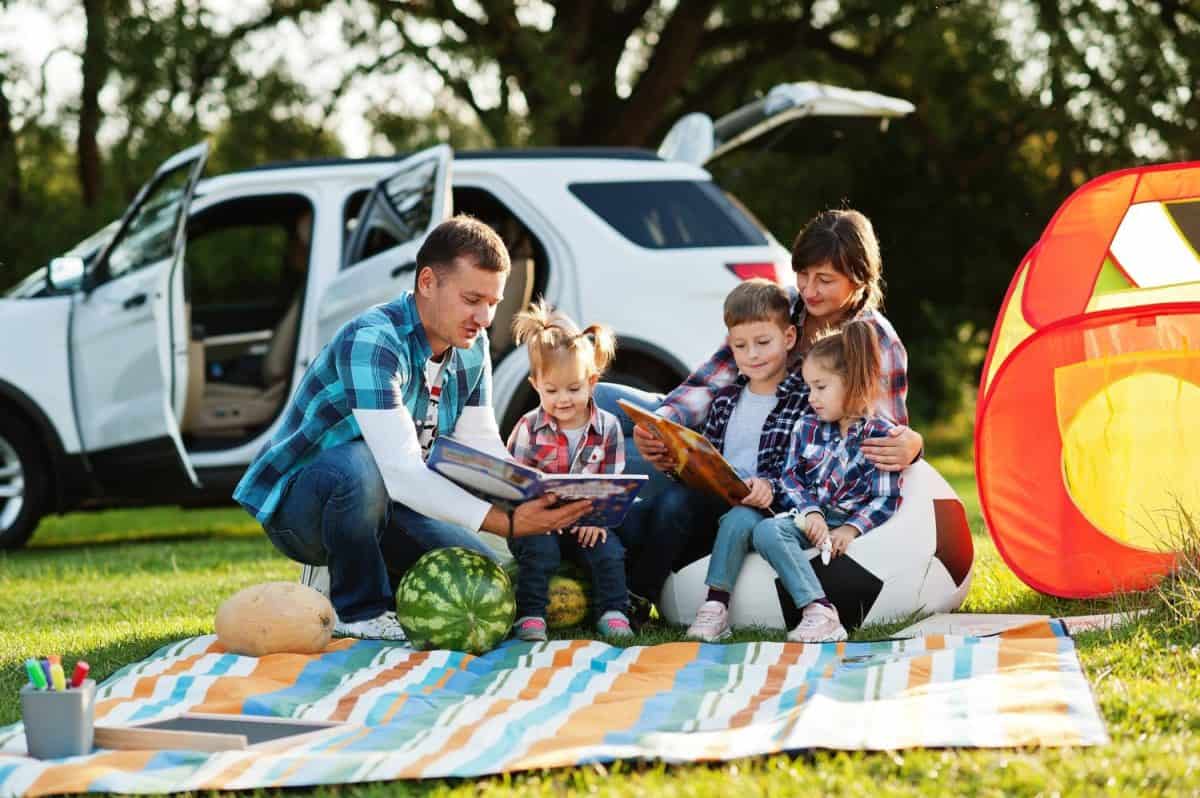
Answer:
[
  {"left": 546, "top": 575, "right": 589, "bottom": 628},
  {"left": 395, "top": 547, "right": 516, "bottom": 654}
]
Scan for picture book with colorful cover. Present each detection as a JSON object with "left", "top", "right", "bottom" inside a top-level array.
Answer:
[
  {"left": 426, "top": 437, "right": 648, "bottom": 528},
  {"left": 617, "top": 399, "right": 750, "bottom": 505}
]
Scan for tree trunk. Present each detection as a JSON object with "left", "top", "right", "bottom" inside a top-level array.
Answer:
[
  {"left": 79, "top": 0, "right": 109, "bottom": 207},
  {"left": 0, "top": 75, "right": 21, "bottom": 213}
]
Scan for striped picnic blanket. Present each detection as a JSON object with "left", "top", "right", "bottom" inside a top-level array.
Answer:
[{"left": 0, "top": 621, "right": 1106, "bottom": 796}]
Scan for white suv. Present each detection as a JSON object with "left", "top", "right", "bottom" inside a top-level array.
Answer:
[{"left": 0, "top": 82, "right": 912, "bottom": 548}]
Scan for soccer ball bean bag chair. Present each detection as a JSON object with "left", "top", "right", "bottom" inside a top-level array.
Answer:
[
  {"left": 659, "top": 459, "right": 974, "bottom": 630},
  {"left": 977, "top": 161, "right": 1199, "bottom": 597}
]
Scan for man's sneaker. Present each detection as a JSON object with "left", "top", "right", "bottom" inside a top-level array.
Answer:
[
  {"left": 787, "top": 602, "right": 848, "bottom": 643},
  {"left": 686, "top": 600, "right": 732, "bottom": 642},
  {"left": 627, "top": 591, "right": 655, "bottom": 631},
  {"left": 513, "top": 616, "right": 548, "bottom": 642},
  {"left": 597, "top": 610, "right": 634, "bottom": 638},
  {"left": 334, "top": 610, "right": 409, "bottom": 643},
  {"left": 300, "top": 564, "right": 331, "bottom": 598}
]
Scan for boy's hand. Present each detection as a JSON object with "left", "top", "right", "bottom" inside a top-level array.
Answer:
[
  {"left": 633, "top": 424, "right": 678, "bottom": 471},
  {"left": 804, "top": 513, "right": 829, "bottom": 547},
  {"left": 828, "top": 525, "right": 861, "bottom": 558},
  {"left": 740, "top": 477, "right": 773, "bottom": 509},
  {"left": 574, "top": 526, "right": 607, "bottom": 547}
]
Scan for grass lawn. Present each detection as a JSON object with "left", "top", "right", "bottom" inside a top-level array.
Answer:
[{"left": 2, "top": 448, "right": 1198, "bottom": 796}]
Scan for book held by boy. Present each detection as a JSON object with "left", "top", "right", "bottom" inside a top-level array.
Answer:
[
  {"left": 427, "top": 437, "right": 648, "bottom": 528},
  {"left": 616, "top": 400, "right": 750, "bottom": 505}
]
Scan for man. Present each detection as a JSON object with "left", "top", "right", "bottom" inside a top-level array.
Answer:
[{"left": 234, "top": 216, "right": 590, "bottom": 642}]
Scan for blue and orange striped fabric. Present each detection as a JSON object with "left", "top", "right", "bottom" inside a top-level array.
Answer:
[{"left": 0, "top": 621, "right": 1106, "bottom": 796}]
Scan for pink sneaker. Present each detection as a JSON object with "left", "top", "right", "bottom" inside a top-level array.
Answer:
[
  {"left": 787, "top": 602, "right": 847, "bottom": 643},
  {"left": 513, "top": 616, "right": 548, "bottom": 642},
  {"left": 686, "top": 600, "right": 732, "bottom": 642}
]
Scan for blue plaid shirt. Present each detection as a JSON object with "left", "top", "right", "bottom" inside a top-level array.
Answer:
[
  {"left": 700, "top": 367, "right": 810, "bottom": 513},
  {"left": 234, "top": 291, "right": 491, "bottom": 524},
  {"left": 780, "top": 414, "right": 902, "bottom": 535}
]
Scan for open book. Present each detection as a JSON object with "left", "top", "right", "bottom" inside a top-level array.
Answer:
[
  {"left": 427, "top": 437, "right": 648, "bottom": 528},
  {"left": 617, "top": 400, "right": 750, "bottom": 505}
]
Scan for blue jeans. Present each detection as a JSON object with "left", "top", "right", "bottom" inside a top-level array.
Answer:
[
  {"left": 593, "top": 382, "right": 673, "bottom": 502},
  {"left": 748, "top": 515, "right": 828, "bottom": 609},
  {"left": 704, "top": 505, "right": 769, "bottom": 591},
  {"left": 263, "top": 440, "right": 496, "bottom": 623},
  {"left": 508, "top": 531, "right": 627, "bottom": 619},
  {"left": 616, "top": 482, "right": 728, "bottom": 601}
]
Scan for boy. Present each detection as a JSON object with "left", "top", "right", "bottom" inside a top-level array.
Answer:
[{"left": 617, "top": 279, "right": 809, "bottom": 634}]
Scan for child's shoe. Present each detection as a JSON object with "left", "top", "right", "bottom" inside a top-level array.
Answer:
[
  {"left": 597, "top": 610, "right": 634, "bottom": 638},
  {"left": 686, "top": 600, "right": 732, "bottom": 642},
  {"left": 513, "top": 616, "right": 548, "bottom": 642},
  {"left": 334, "top": 610, "right": 409, "bottom": 644},
  {"left": 627, "top": 591, "right": 656, "bottom": 630},
  {"left": 787, "top": 602, "right": 847, "bottom": 643}
]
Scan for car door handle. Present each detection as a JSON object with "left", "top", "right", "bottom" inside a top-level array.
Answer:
[
  {"left": 122, "top": 292, "right": 148, "bottom": 310},
  {"left": 391, "top": 261, "right": 416, "bottom": 278}
]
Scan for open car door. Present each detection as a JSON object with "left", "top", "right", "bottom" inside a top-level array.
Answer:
[
  {"left": 70, "top": 142, "right": 208, "bottom": 492},
  {"left": 317, "top": 144, "right": 453, "bottom": 344},
  {"left": 658, "top": 82, "right": 915, "bottom": 166}
]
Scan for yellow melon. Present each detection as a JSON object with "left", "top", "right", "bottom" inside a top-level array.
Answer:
[{"left": 215, "top": 582, "right": 335, "bottom": 656}]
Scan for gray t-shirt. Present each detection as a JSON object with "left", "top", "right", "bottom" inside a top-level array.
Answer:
[
  {"left": 562, "top": 424, "right": 587, "bottom": 467},
  {"left": 721, "top": 388, "right": 777, "bottom": 477}
]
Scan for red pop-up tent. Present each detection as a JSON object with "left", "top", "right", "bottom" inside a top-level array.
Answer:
[{"left": 976, "top": 162, "right": 1200, "bottom": 598}]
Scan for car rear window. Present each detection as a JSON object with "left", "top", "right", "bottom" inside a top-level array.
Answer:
[{"left": 569, "top": 180, "right": 768, "bottom": 249}]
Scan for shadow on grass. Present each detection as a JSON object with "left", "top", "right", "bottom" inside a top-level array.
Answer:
[{"left": 26, "top": 529, "right": 264, "bottom": 553}]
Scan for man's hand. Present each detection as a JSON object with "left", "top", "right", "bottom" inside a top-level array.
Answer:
[
  {"left": 573, "top": 526, "right": 607, "bottom": 547},
  {"left": 483, "top": 495, "right": 592, "bottom": 538},
  {"left": 828, "top": 525, "right": 860, "bottom": 558},
  {"left": 804, "top": 513, "right": 829, "bottom": 547},
  {"left": 860, "top": 425, "right": 922, "bottom": 472},
  {"left": 633, "top": 423, "right": 677, "bottom": 472},
  {"left": 740, "top": 477, "right": 773, "bottom": 509}
]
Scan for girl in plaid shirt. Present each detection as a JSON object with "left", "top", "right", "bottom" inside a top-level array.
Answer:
[{"left": 505, "top": 301, "right": 634, "bottom": 641}]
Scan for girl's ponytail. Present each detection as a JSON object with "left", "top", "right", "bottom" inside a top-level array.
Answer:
[{"left": 512, "top": 300, "right": 616, "bottom": 380}]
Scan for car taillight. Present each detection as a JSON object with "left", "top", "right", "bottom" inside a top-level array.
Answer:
[{"left": 726, "top": 262, "right": 782, "bottom": 283}]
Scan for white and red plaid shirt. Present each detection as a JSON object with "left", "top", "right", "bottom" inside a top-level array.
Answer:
[{"left": 506, "top": 402, "right": 625, "bottom": 476}]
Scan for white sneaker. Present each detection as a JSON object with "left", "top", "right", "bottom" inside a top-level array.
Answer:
[
  {"left": 787, "top": 602, "right": 847, "bottom": 643},
  {"left": 300, "top": 564, "right": 330, "bottom": 597},
  {"left": 334, "top": 610, "right": 409, "bottom": 643},
  {"left": 686, "top": 600, "right": 732, "bottom": 642}
]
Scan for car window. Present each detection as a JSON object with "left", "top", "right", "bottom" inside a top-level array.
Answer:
[
  {"left": 102, "top": 161, "right": 195, "bottom": 281},
  {"left": 568, "top": 180, "right": 767, "bottom": 249},
  {"left": 345, "top": 159, "right": 439, "bottom": 269}
]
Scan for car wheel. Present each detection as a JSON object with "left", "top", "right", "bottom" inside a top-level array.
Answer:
[{"left": 0, "top": 416, "right": 48, "bottom": 549}]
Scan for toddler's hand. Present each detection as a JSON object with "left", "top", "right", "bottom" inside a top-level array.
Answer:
[
  {"left": 804, "top": 513, "right": 829, "bottom": 547},
  {"left": 740, "top": 477, "right": 773, "bottom": 509},
  {"left": 574, "top": 526, "right": 607, "bottom": 547},
  {"left": 828, "top": 525, "right": 860, "bottom": 558}
]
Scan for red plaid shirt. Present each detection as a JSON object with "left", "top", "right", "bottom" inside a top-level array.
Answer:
[{"left": 506, "top": 402, "right": 626, "bottom": 476}]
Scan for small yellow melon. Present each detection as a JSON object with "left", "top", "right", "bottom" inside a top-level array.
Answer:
[{"left": 215, "top": 582, "right": 335, "bottom": 656}]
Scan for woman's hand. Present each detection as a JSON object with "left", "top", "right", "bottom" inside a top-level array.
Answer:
[
  {"left": 860, "top": 425, "right": 923, "bottom": 472},
  {"left": 740, "top": 477, "right": 773, "bottom": 509},
  {"left": 574, "top": 526, "right": 607, "bottom": 547},
  {"left": 828, "top": 525, "right": 861, "bottom": 558},
  {"left": 804, "top": 513, "right": 829, "bottom": 547},
  {"left": 633, "top": 423, "right": 678, "bottom": 471}
]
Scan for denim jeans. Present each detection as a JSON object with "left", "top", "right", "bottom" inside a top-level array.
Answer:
[
  {"left": 593, "top": 382, "right": 673, "bottom": 502},
  {"left": 508, "top": 531, "right": 627, "bottom": 619},
  {"left": 704, "top": 505, "right": 769, "bottom": 591},
  {"left": 263, "top": 440, "right": 496, "bottom": 623},
  {"left": 615, "top": 482, "right": 729, "bottom": 601},
  {"left": 749, "top": 515, "right": 828, "bottom": 609}
]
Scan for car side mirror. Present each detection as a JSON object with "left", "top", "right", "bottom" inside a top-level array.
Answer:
[{"left": 47, "top": 256, "right": 85, "bottom": 291}]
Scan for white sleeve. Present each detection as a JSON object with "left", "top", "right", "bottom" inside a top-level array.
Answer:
[
  {"left": 353, "top": 407, "right": 492, "bottom": 532},
  {"left": 450, "top": 405, "right": 512, "bottom": 460}
]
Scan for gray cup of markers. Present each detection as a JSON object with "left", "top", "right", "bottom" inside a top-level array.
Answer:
[{"left": 19, "top": 680, "right": 97, "bottom": 759}]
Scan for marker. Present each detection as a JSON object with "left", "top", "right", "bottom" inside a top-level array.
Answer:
[
  {"left": 49, "top": 663, "right": 67, "bottom": 692},
  {"left": 40, "top": 659, "right": 53, "bottom": 688},
  {"left": 69, "top": 661, "right": 90, "bottom": 689},
  {"left": 25, "top": 659, "right": 47, "bottom": 690},
  {"left": 47, "top": 655, "right": 61, "bottom": 667}
]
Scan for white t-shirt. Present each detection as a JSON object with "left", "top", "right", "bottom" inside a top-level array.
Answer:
[{"left": 721, "top": 388, "right": 777, "bottom": 477}]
